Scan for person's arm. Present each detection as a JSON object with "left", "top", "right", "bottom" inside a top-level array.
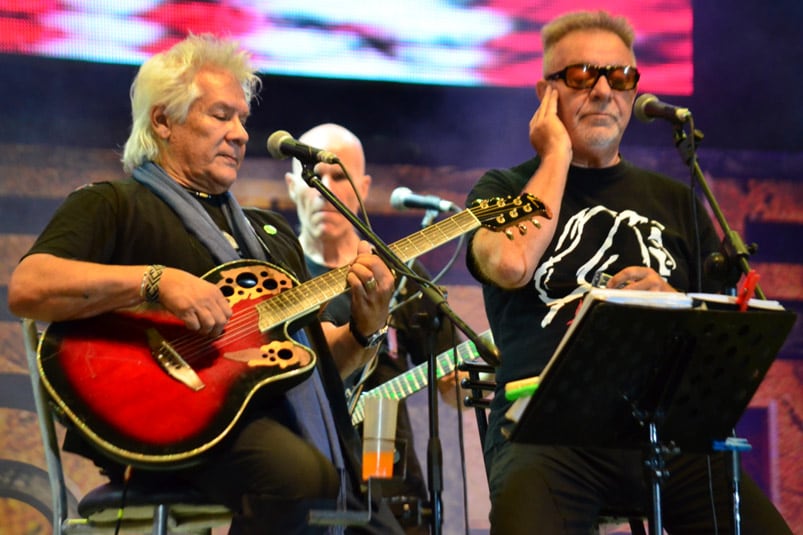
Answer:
[
  {"left": 321, "top": 241, "right": 395, "bottom": 379},
  {"left": 470, "top": 85, "right": 572, "bottom": 289},
  {"left": 9, "top": 254, "right": 147, "bottom": 321},
  {"left": 8, "top": 253, "right": 232, "bottom": 336}
]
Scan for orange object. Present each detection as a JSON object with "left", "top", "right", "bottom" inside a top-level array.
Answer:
[{"left": 362, "top": 450, "right": 394, "bottom": 480}]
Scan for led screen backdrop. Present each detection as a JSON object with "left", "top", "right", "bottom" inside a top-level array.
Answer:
[{"left": 0, "top": 0, "right": 692, "bottom": 94}]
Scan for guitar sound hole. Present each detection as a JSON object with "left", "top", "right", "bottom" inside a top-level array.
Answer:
[
  {"left": 219, "top": 285, "right": 234, "bottom": 298},
  {"left": 236, "top": 273, "right": 259, "bottom": 288},
  {"left": 261, "top": 276, "right": 279, "bottom": 290},
  {"left": 276, "top": 347, "right": 294, "bottom": 360}
]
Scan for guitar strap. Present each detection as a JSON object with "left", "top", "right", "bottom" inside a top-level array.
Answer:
[{"left": 305, "top": 321, "right": 363, "bottom": 488}]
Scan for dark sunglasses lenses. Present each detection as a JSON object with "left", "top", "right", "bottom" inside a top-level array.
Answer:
[{"left": 562, "top": 65, "right": 639, "bottom": 90}]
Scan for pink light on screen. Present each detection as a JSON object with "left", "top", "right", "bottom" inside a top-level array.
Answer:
[
  {"left": 480, "top": 0, "right": 693, "bottom": 95},
  {"left": 0, "top": 0, "right": 693, "bottom": 95}
]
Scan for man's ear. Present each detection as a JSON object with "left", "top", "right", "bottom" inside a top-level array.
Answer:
[
  {"left": 285, "top": 172, "right": 299, "bottom": 202},
  {"left": 360, "top": 174, "right": 372, "bottom": 200},
  {"left": 151, "top": 105, "right": 171, "bottom": 140}
]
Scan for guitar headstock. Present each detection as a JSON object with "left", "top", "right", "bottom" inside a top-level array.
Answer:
[{"left": 470, "top": 193, "right": 552, "bottom": 239}]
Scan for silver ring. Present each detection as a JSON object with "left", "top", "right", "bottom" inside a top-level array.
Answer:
[{"left": 365, "top": 277, "right": 377, "bottom": 292}]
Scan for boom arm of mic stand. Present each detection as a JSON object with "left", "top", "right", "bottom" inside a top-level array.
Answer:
[
  {"left": 300, "top": 166, "right": 501, "bottom": 366},
  {"left": 673, "top": 125, "right": 764, "bottom": 299}
]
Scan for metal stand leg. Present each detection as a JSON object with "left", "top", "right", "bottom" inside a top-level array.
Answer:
[
  {"left": 713, "top": 435, "right": 752, "bottom": 535},
  {"left": 644, "top": 422, "right": 666, "bottom": 535},
  {"left": 732, "top": 450, "right": 742, "bottom": 535}
]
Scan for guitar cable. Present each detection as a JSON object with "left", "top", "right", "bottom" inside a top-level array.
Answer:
[
  {"left": 113, "top": 465, "right": 133, "bottom": 535},
  {"left": 347, "top": 351, "right": 379, "bottom": 415}
]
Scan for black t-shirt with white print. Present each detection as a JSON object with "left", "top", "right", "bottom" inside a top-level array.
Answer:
[{"left": 466, "top": 156, "right": 721, "bottom": 450}]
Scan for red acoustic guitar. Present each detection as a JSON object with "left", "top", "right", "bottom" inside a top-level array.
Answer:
[{"left": 36, "top": 194, "right": 549, "bottom": 468}]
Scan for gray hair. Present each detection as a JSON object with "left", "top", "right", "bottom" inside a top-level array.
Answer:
[
  {"left": 121, "top": 34, "right": 261, "bottom": 173},
  {"left": 541, "top": 11, "right": 636, "bottom": 72}
]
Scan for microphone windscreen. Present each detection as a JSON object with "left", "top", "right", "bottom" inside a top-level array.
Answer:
[
  {"left": 267, "top": 130, "right": 292, "bottom": 159},
  {"left": 633, "top": 93, "right": 657, "bottom": 123},
  {"left": 389, "top": 187, "right": 412, "bottom": 210}
]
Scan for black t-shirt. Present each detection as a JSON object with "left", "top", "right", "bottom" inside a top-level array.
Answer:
[
  {"left": 27, "top": 178, "right": 306, "bottom": 279},
  {"left": 466, "top": 157, "right": 721, "bottom": 449}
]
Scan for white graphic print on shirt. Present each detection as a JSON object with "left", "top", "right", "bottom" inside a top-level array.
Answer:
[{"left": 533, "top": 205, "right": 678, "bottom": 327}]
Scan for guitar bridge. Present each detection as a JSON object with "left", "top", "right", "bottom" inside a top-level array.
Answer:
[{"left": 146, "top": 328, "right": 205, "bottom": 391}]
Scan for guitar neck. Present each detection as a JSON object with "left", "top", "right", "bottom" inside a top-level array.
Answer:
[
  {"left": 256, "top": 210, "right": 481, "bottom": 332},
  {"left": 351, "top": 331, "right": 493, "bottom": 425}
]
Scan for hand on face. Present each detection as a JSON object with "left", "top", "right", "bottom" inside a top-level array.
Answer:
[
  {"left": 347, "top": 240, "right": 394, "bottom": 336},
  {"left": 530, "top": 84, "right": 573, "bottom": 162},
  {"left": 537, "top": 30, "right": 638, "bottom": 167}
]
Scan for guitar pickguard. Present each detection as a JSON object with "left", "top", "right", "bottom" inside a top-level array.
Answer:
[{"left": 213, "top": 261, "right": 296, "bottom": 306}]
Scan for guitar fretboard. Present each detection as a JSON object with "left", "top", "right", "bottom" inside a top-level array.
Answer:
[
  {"left": 351, "top": 330, "right": 494, "bottom": 425},
  {"left": 255, "top": 210, "right": 481, "bottom": 332}
]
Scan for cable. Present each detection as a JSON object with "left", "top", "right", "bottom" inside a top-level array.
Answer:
[
  {"left": 113, "top": 465, "right": 133, "bottom": 535},
  {"left": 706, "top": 454, "right": 719, "bottom": 534}
]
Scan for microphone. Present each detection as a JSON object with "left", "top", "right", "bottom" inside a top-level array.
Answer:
[
  {"left": 634, "top": 93, "right": 691, "bottom": 125},
  {"left": 390, "top": 187, "right": 460, "bottom": 213},
  {"left": 266, "top": 130, "right": 340, "bottom": 164}
]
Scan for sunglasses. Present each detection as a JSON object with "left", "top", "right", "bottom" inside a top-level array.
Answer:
[{"left": 545, "top": 64, "right": 640, "bottom": 91}]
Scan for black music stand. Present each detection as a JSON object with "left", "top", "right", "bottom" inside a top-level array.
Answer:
[{"left": 509, "top": 297, "right": 796, "bottom": 535}]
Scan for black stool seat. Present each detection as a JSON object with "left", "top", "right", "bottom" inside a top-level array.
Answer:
[{"left": 77, "top": 480, "right": 231, "bottom": 531}]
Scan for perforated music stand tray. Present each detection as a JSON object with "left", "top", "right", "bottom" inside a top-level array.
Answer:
[
  {"left": 509, "top": 294, "right": 795, "bottom": 452},
  {"left": 508, "top": 291, "right": 796, "bottom": 534}
]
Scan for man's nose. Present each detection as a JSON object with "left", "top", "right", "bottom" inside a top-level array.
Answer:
[
  {"left": 590, "top": 74, "right": 613, "bottom": 98},
  {"left": 230, "top": 117, "right": 249, "bottom": 144}
]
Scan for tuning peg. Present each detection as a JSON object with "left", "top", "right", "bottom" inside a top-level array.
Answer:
[
  {"left": 505, "top": 229, "right": 514, "bottom": 240},
  {"left": 531, "top": 218, "right": 541, "bottom": 229},
  {"left": 518, "top": 223, "right": 528, "bottom": 235}
]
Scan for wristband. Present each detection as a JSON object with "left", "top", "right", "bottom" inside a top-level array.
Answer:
[
  {"left": 140, "top": 264, "right": 165, "bottom": 303},
  {"left": 348, "top": 316, "right": 388, "bottom": 349}
]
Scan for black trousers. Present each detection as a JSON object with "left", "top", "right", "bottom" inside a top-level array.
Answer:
[
  {"left": 486, "top": 441, "right": 792, "bottom": 535},
  {"left": 181, "top": 415, "right": 404, "bottom": 535}
]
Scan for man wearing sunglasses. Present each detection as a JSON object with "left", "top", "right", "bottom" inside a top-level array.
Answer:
[{"left": 465, "top": 10, "right": 791, "bottom": 534}]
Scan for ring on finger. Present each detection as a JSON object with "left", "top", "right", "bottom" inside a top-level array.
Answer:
[{"left": 365, "top": 277, "right": 377, "bottom": 292}]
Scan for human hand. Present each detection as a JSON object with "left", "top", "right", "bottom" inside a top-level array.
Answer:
[
  {"left": 157, "top": 267, "right": 233, "bottom": 337},
  {"left": 347, "top": 241, "right": 394, "bottom": 336},
  {"left": 437, "top": 370, "right": 469, "bottom": 409},
  {"left": 606, "top": 266, "right": 676, "bottom": 292},
  {"left": 530, "top": 84, "right": 572, "bottom": 161}
]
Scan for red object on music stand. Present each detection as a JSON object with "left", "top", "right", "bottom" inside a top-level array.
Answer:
[{"left": 735, "top": 270, "right": 760, "bottom": 312}]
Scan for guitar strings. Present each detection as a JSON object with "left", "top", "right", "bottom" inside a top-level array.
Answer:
[
  {"left": 153, "top": 211, "right": 487, "bottom": 366},
  {"left": 164, "top": 212, "right": 479, "bottom": 360}
]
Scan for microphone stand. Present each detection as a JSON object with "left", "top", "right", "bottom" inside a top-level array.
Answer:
[
  {"left": 300, "top": 162, "right": 498, "bottom": 535},
  {"left": 672, "top": 121, "right": 763, "bottom": 299},
  {"left": 417, "top": 208, "right": 445, "bottom": 535},
  {"left": 671, "top": 119, "right": 761, "bottom": 535}
]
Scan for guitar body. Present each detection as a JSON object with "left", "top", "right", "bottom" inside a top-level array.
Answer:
[{"left": 38, "top": 260, "right": 316, "bottom": 468}]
